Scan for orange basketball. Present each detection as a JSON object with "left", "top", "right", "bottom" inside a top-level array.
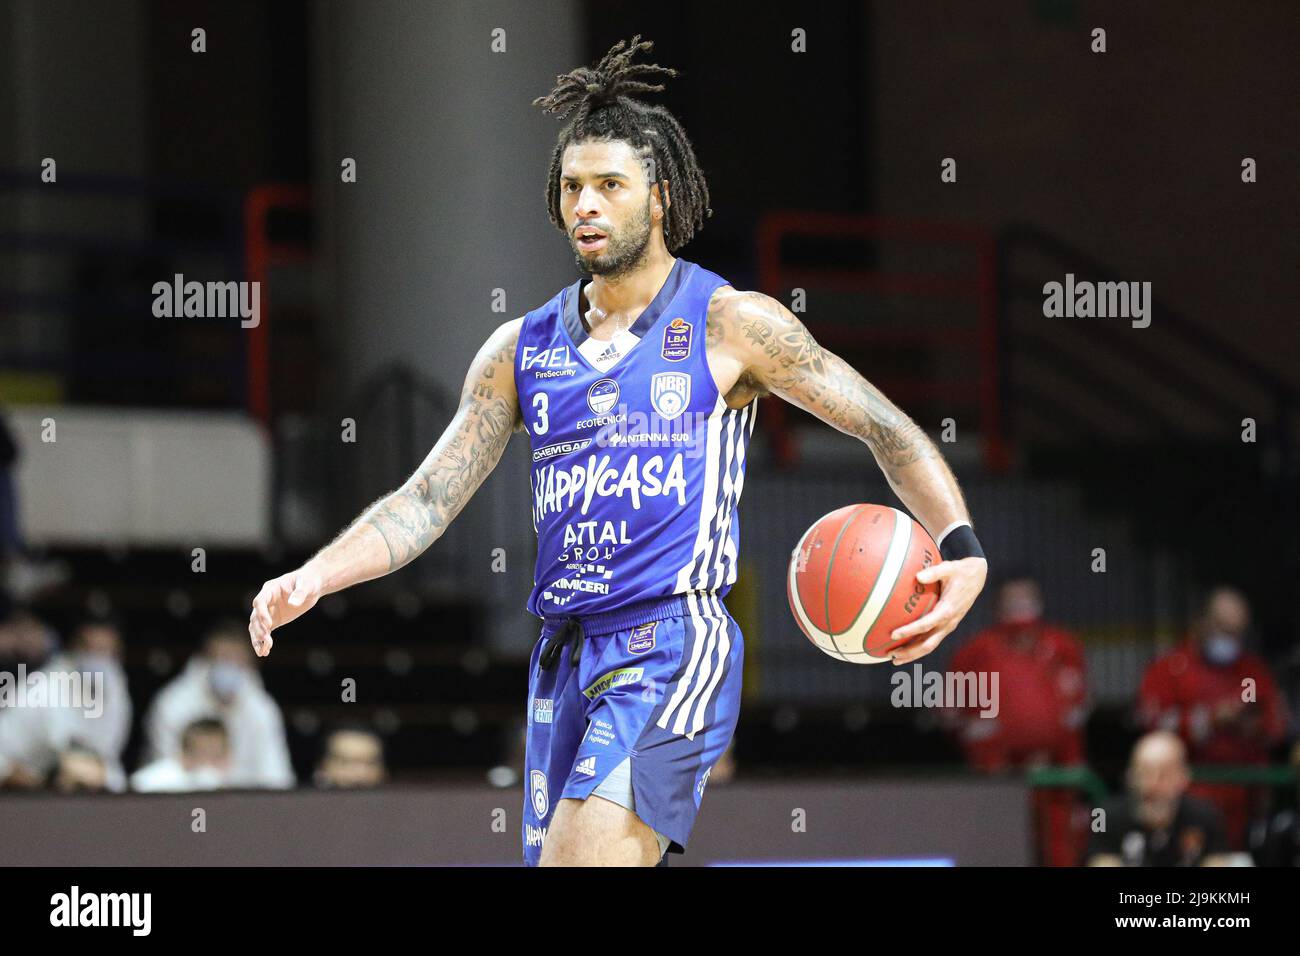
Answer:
[{"left": 787, "top": 504, "right": 940, "bottom": 663}]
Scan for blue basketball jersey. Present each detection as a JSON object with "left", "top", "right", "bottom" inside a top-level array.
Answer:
[{"left": 514, "top": 258, "right": 757, "bottom": 619}]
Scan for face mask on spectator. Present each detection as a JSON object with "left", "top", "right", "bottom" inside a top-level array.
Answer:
[
  {"left": 208, "top": 662, "right": 246, "bottom": 700},
  {"left": 1202, "top": 632, "right": 1242, "bottom": 665}
]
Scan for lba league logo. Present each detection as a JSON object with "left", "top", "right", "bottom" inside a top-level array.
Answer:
[
  {"left": 650, "top": 372, "right": 690, "bottom": 421},
  {"left": 661, "top": 317, "right": 692, "bottom": 361},
  {"left": 628, "top": 620, "right": 658, "bottom": 654},
  {"left": 587, "top": 378, "right": 619, "bottom": 414}
]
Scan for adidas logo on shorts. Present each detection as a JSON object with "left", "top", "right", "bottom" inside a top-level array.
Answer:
[{"left": 574, "top": 756, "right": 597, "bottom": 777}]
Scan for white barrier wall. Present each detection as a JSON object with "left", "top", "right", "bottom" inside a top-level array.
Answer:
[{"left": 6, "top": 407, "right": 271, "bottom": 548}]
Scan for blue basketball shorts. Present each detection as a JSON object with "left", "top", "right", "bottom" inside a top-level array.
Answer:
[{"left": 522, "top": 590, "right": 744, "bottom": 865}]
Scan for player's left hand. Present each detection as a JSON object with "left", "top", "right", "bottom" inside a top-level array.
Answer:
[{"left": 888, "top": 557, "right": 987, "bottom": 664}]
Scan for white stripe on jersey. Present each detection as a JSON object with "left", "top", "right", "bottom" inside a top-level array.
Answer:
[
  {"left": 694, "top": 403, "right": 740, "bottom": 586},
  {"left": 674, "top": 396, "right": 755, "bottom": 593},
  {"left": 716, "top": 403, "right": 757, "bottom": 587},
  {"left": 673, "top": 394, "right": 726, "bottom": 593},
  {"left": 708, "top": 401, "right": 754, "bottom": 589}
]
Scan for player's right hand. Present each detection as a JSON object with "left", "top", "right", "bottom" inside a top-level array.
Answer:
[{"left": 248, "top": 565, "right": 324, "bottom": 658}]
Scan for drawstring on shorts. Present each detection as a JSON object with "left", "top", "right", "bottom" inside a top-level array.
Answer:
[{"left": 539, "top": 617, "right": 585, "bottom": 671}]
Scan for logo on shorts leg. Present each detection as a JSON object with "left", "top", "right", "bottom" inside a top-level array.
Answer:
[
  {"left": 582, "top": 666, "right": 645, "bottom": 700},
  {"left": 530, "top": 769, "right": 549, "bottom": 818},
  {"left": 696, "top": 766, "right": 712, "bottom": 801},
  {"left": 532, "top": 697, "right": 553, "bottom": 724},
  {"left": 628, "top": 621, "right": 658, "bottom": 655},
  {"left": 574, "top": 756, "right": 597, "bottom": 777}
]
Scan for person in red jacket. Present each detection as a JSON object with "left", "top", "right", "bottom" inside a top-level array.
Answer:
[
  {"left": 1137, "top": 585, "right": 1290, "bottom": 849},
  {"left": 947, "top": 573, "right": 1089, "bottom": 865}
]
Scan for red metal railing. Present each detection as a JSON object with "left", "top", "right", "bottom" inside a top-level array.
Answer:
[
  {"left": 756, "top": 212, "right": 1005, "bottom": 472},
  {"left": 243, "top": 184, "right": 311, "bottom": 425}
]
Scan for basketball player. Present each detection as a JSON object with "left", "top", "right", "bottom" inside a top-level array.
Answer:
[{"left": 248, "top": 37, "right": 988, "bottom": 866}]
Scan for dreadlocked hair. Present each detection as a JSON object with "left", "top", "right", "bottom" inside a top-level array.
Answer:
[{"left": 532, "top": 35, "right": 712, "bottom": 253}]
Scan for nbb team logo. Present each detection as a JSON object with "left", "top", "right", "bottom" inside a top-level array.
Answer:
[
  {"left": 650, "top": 371, "right": 690, "bottom": 421},
  {"left": 661, "top": 317, "right": 692, "bottom": 361},
  {"left": 530, "top": 769, "right": 549, "bottom": 817},
  {"left": 587, "top": 378, "right": 619, "bottom": 415}
]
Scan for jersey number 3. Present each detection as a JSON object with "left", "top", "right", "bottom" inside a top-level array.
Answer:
[{"left": 531, "top": 392, "right": 549, "bottom": 435}]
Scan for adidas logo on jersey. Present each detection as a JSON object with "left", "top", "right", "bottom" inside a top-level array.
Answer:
[
  {"left": 596, "top": 342, "right": 620, "bottom": 362},
  {"left": 574, "top": 756, "right": 597, "bottom": 777}
]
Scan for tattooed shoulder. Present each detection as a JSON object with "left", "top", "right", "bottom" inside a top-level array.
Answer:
[
  {"left": 710, "top": 289, "right": 822, "bottom": 392},
  {"left": 711, "top": 288, "right": 933, "bottom": 471},
  {"left": 706, "top": 287, "right": 775, "bottom": 399}
]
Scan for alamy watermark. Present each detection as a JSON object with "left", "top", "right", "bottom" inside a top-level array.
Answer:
[
  {"left": 152, "top": 273, "right": 260, "bottom": 328},
  {"left": 890, "top": 664, "right": 999, "bottom": 718},
  {"left": 1042, "top": 273, "right": 1151, "bottom": 328},
  {"left": 0, "top": 664, "right": 105, "bottom": 718}
]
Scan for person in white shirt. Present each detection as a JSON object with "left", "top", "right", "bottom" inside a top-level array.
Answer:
[
  {"left": 0, "top": 615, "right": 132, "bottom": 791},
  {"left": 143, "top": 621, "right": 294, "bottom": 789},
  {"left": 132, "top": 717, "right": 231, "bottom": 792}
]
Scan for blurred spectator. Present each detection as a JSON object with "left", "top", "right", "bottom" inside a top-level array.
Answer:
[
  {"left": 49, "top": 741, "right": 112, "bottom": 794},
  {"left": 0, "top": 606, "right": 58, "bottom": 688},
  {"left": 946, "top": 573, "right": 1088, "bottom": 865},
  {"left": 1248, "top": 740, "right": 1300, "bottom": 867},
  {"left": 1138, "top": 585, "right": 1290, "bottom": 848},
  {"left": 1088, "top": 731, "right": 1230, "bottom": 866},
  {"left": 0, "top": 614, "right": 131, "bottom": 791},
  {"left": 143, "top": 620, "right": 294, "bottom": 789},
  {"left": 132, "top": 717, "right": 231, "bottom": 792},
  {"left": 314, "top": 726, "right": 386, "bottom": 789}
]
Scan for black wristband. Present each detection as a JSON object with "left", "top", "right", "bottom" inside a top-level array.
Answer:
[{"left": 939, "top": 524, "right": 985, "bottom": 562}]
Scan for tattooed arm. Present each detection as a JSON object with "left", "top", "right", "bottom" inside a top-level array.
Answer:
[
  {"left": 248, "top": 318, "right": 524, "bottom": 657},
  {"left": 711, "top": 288, "right": 986, "bottom": 663}
]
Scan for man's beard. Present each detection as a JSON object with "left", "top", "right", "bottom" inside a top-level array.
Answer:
[{"left": 572, "top": 199, "right": 653, "bottom": 279}]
